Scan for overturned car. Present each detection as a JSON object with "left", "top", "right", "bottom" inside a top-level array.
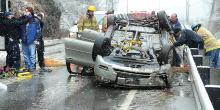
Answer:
[{"left": 65, "top": 11, "right": 176, "bottom": 87}]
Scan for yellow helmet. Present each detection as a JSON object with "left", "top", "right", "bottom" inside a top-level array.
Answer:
[{"left": 87, "top": 5, "right": 96, "bottom": 11}]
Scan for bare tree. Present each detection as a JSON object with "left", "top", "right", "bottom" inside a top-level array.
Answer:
[{"left": 209, "top": 0, "right": 220, "bottom": 38}]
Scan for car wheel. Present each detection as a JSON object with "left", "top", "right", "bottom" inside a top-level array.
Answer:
[
  {"left": 66, "top": 61, "right": 77, "bottom": 74},
  {"left": 92, "top": 37, "right": 112, "bottom": 61},
  {"left": 159, "top": 46, "right": 175, "bottom": 65},
  {"left": 157, "top": 10, "right": 172, "bottom": 31}
]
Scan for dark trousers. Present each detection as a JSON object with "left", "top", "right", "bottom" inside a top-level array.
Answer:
[
  {"left": 5, "top": 37, "right": 20, "bottom": 69},
  {"left": 36, "top": 39, "right": 45, "bottom": 68},
  {"left": 174, "top": 53, "right": 181, "bottom": 67}
]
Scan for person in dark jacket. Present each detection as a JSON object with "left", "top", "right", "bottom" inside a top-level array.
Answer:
[
  {"left": 169, "top": 13, "right": 182, "bottom": 67},
  {"left": 170, "top": 13, "right": 182, "bottom": 41},
  {"left": 173, "top": 28, "right": 204, "bottom": 49},
  {"left": 34, "top": 13, "right": 52, "bottom": 72},
  {"left": 170, "top": 13, "right": 182, "bottom": 30},
  {"left": 2, "top": 12, "right": 28, "bottom": 70},
  {"left": 20, "top": 7, "right": 41, "bottom": 72}
]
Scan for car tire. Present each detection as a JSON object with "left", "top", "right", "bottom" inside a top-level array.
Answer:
[
  {"left": 92, "top": 37, "right": 111, "bottom": 61},
  {"left": 157, "top": 10, "right": 172, "bottom": 31}
]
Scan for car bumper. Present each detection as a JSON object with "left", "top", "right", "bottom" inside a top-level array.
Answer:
[{"left": 94, "top": 55, "right": 171, "bottom": 87}]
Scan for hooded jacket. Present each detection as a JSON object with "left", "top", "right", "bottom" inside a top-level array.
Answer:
[{"left": 196, "top": 26, "right": 220, "bottom": 53}]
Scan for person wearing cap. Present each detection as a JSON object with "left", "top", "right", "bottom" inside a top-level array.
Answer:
[
  {"left": 191, "top": 24, "right": 220, "bottom": 68},
  {"left": 102, "top": 9, "right": 114, "bottom": 33},
  {"left": 75, "top": 5, "right": 99, "bottom": 75},
  {"left": 77, "top": 5, "right": 99, "bottom": 32},
  {"left": 173, "top": 28, "right": 204, "bottom": 49},
  {"left": 20, "top": 7, "right": 41, "bottom": 72},
  {"left": 2, "top": 12, "right": 28, "bottom": 70}
]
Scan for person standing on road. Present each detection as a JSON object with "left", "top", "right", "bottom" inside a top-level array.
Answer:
[
  {"left": 102, "top": 9, "right": 114, "bottom": 33},
  {"left": 191, "top": 24, "right": 220, "bottom": 68},
  {"left": 2, "top": 12, "right": 28, "bottom": 70},
  {"left": 77, "top": 5, "right": 99, "bottom": 32},
  {"left": 20, "top": 7, "right": 41, "bottom": 72},
  {"left": 169, "top": 13, "right": 182, "bottom": 67},
  {"left": 74, "top": 5, "right": 99, "bottom": 75},
  {"left": 34, "top": 13, "right": 52, "bottom": 72}
]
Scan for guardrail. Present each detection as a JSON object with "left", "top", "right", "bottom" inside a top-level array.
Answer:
[{"left": 185, "top": 47, "right": 214, "bottom": 110}]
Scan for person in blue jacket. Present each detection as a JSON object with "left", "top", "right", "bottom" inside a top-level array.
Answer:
[{"left": 20, "top": 7, "right": 41, "bottom": 72}]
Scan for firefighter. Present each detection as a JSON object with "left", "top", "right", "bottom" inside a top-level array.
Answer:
[
  {"left": 191, "top": 24, "right": 220, "bottom": 68},
  {"left": 102, "top": 9, "right": 114, "bottom": 33},
  {"left": 77, "top": 5, "right": 99, "bottom": 32},
  {"left": 2, "top": 12, "right": 28, "bottom": 70},
  {"left": 75, "top": 5, "right": 99, "bottom": 75}
]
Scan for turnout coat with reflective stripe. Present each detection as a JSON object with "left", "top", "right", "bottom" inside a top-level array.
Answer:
[{"left": 77, "top": 15, "right": 99, "bottom": 32}]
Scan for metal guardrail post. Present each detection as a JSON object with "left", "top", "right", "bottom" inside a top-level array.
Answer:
[{"left": 186, "top": 47, "right": 214, "bottom": 110}]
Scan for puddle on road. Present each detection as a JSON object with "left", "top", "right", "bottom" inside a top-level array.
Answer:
[{"left": 122, "top": 73, "right": 196, "bottom": 110}]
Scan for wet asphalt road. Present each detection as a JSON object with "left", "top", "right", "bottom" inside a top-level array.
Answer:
[
  {"left": 0, "top": 43, "right": 198, "bottom": 110},
  {"left": 0, "top": 67, "right": 197, "bottom": 110}
]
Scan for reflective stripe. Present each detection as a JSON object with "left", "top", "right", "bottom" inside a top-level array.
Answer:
[{"left": 78, "top": 15, "right": 99, "bottom": 32}]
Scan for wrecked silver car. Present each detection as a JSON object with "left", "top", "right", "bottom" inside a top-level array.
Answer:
[{"left": 65, "top": 11, "right": 175, "bottom": 87}]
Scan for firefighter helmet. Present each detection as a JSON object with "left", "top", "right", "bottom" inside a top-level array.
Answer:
[{"left": 87, "top": 5, "right": 96, "bottom": 11}]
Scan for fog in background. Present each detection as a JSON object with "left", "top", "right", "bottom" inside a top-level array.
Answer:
[
  {"left": 11, "top": 0, "right": 218, "bottom": 38},
  {"left": 116, "top": 0, "right": 212, "bottom": 26}
]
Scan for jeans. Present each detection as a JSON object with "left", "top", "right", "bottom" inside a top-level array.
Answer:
[
  {"left": 22, "top": 43, "right": 36, "bottom": 70},
  {"left": 206, "top": 48, "right": 220, "bottom": 68}
]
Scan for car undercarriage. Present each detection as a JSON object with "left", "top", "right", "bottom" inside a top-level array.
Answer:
[{"left": 65, "top": 10, "right": 176, "bottom": 87}]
